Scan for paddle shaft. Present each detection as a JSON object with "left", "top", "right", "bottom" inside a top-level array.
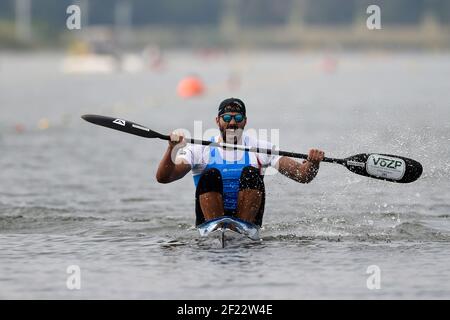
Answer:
[
  {"left": 81, "top": 113, "right": 343, "bottom": 163},
  {"left": 180, "top": 137, "right": 346, "bottom": 165}
]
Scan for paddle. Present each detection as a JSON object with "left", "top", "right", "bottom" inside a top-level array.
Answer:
[{"left": 81, "top": 114, "right": 423, "bottom": 183}]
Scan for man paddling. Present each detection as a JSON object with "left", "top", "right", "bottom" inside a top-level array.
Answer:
[{"left": 156, "top": 98, "right": 324, "bottom": 226}]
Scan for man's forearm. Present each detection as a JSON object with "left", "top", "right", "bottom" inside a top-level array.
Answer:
[
  {"left": 291, "top": 149, "right": 324, "bottom": 183},
  {"left": 285, "top": 160, "right": 319, "bottom": 183},
  {"left": 156, "top": 146, "right": 176, "bottom": 183},
  {"left": 278, "top": 157, "right": 320, "bottom": 183},
  {"left": 299, "top": 160, "right": 320, "bottom": 183}
]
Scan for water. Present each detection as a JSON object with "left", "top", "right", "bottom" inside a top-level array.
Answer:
[{"left": 1, "top": 51, "right": 449, "bottom": 299}]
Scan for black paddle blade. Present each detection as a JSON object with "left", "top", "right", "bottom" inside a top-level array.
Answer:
[
  {"left": 81, "top": 114, "right": 169, "bottom": 140},
  {"left": 343, "top": 153, "right": 423, "bottom": 183}
]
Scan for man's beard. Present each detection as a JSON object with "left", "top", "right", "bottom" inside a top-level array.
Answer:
[{"left": 221, "top": 127, "right": 243, "bottom": 144}]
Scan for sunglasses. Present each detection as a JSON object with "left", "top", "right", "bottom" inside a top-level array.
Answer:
[{"left": 221, "top": 114, "right": 245, "bottom": 123}]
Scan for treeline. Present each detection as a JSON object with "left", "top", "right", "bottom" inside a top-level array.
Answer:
[{"left": 1, "top": 0, "right": 450, "bottom": 27}]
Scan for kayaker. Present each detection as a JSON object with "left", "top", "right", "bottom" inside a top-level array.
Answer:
[{"left": 156, "top": 98, "right": 324, "bottom": 226}]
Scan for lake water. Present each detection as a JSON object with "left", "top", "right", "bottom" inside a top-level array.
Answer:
[{"left": 0, "top": 51, "right": 449, "bottom": 299}]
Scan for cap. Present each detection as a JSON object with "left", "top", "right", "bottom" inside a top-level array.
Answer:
[{"left": 218, "top": 98, "right": 246, "bottom": 116}]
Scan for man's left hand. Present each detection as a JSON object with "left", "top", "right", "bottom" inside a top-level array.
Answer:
[{"left": 307, "top": 149, "right": 325, "bottom": 165}]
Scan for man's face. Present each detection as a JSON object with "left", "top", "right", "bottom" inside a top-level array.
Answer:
[{"left": 216, "top": 112, "right": 247, "bottom": 143}]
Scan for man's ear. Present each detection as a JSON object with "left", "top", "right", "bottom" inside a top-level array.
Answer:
[{"left": 215, "top": 116, "right": 220, "bottom": 126}]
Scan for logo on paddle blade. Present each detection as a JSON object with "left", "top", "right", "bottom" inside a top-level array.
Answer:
[
  {"left": 366, "top": 154, "right": 406, "bottom": 180},
  {"left": 113, "top": 119, "right": 126, "bottom": 126}
]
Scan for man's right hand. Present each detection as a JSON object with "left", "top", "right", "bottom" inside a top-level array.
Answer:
[
  {"left": 169, "top": 130, "right": 187, "bottom": 149},
  {"left": 157, "top": 130, "right": 191, "bottom": 184}
]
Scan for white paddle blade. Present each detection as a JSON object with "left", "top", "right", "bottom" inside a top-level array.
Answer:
[{"left": 344, "top": 153, "right": 423, "bottom": 183}]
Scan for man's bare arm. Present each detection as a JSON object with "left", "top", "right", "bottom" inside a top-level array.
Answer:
[
  {"left": 156, "top": 132, "right": 191, "bottom": 184},
  {"left": 276, "top": 149, "right": 324, "bottom": 183}
]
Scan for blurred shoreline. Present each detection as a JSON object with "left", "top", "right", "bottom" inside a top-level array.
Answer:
[{"left": 1, "top": 24, "right": 450, "bottom": 52}]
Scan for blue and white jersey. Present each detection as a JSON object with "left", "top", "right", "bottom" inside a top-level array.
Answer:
[{"left": 176, "top": 134, "right": 281, "bottom": 179}]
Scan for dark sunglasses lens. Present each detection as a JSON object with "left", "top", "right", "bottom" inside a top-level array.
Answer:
[
  {"left": 234, "top": 114, "right": 244, "bottom": 122},
  {"left": 222, "top": 115, "right": 232, "bottom": 122}
]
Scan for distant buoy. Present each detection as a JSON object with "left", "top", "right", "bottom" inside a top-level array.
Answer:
[
  {"left": 38, "top": 118, "right": 50, "bottom": 130},
  {"left": 177, "top": 76, "right": 205, "bottom": 98},
  {"left": 143, "top": 45, "right": 165, "bottom": 71},
  {"left": 14, "top": 124, "right": 25, "bottom": 133},
  {"left": 321, "top": 56, "right": 338, "bottom": 73}
]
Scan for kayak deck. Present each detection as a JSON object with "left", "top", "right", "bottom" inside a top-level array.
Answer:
[{"left": 197, "top": 216, "right": 261, "bottom": 248}]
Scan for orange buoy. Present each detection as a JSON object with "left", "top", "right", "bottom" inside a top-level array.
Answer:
[{"left": 177, "top": 76, "right": 205, "bottom": 98}]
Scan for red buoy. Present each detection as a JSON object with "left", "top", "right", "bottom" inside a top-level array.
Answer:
[{"left": 177, "top": 76, "right": 205, "bottom": 98}]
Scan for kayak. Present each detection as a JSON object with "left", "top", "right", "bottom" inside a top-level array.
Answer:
[{"left": 197, "top": 216, "right": 261, "bottom": 248}]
